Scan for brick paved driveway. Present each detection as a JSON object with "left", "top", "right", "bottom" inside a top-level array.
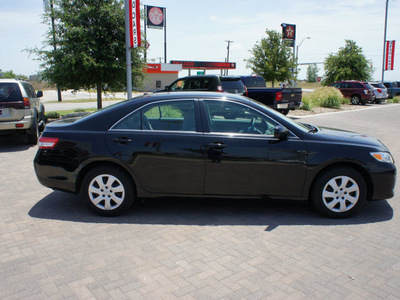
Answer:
[{"left": 1, "top": 104, "right": 399, "bottom": 299}]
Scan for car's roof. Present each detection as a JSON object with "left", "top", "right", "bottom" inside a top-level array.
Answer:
[
  {"left": 142, "top": 91, "right": 250, "bottom": 102},
  {"left": 0, "top": 79, "right": 27, "bottom": 83},
  {"left": 177, "top": 75, "right": 241, "bottom": 80}
]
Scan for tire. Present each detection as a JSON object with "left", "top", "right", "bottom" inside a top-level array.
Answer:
[
  {"left": 280, "top": 109, "right": 289, "bottom": 115},
  {"left": 311, "top": 167, "right": 367, "bottom": 218},
  {"left": 81, "top": 166, "right": 134, "bottom": 216},
  {"left": 27, "top": 116, "right": 39, "bottom": 145},
  {"left": 350, "top": 95, "right": 360, "bottom": 105}
]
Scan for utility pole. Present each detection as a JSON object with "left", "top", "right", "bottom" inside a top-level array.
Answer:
[
  {"left": 225, "top": 40, "right": 233, "bottom": 75},
  {"left": 44, "top": 0, "right": 62, "bottom": 102},
  {"left": 381, "top": 0, "right": 389, "bottom": 82}
]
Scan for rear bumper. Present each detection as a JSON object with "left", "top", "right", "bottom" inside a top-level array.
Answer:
[
  {"left": 0, "top": 115, "right": 33, "bottom": 131},
  {"left": 277, "top": 101, "right": 303, "bottom": 110}
]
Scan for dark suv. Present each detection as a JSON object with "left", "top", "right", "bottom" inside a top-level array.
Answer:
[
  {"left": 156, "top": 75, "right": 247, "bottom": 95},
  {"left": 330, "top": 81, "right": 374, "bottom": 105},
  {"left": 0, "top": 79, "right": 45, "bottom": 144}
]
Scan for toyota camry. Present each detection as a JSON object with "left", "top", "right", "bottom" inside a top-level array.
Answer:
[{"left": 34, "top": 92, "right": 396, "bottom": 218}]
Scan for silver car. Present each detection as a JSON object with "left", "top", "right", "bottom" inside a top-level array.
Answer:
[
  {"left": 370, "top": 82, "right": 388, "bottom": 103},
  {"left": 0, "top": 79, "right": 45, "bottom": 144}
]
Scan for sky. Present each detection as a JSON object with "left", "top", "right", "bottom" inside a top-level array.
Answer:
[{"left": 1, "top": 0, "right": 399, "bottom": 82}]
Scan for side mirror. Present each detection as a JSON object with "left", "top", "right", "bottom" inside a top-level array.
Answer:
[
  {"left": 165, "top": 85, "right": 170, "bottom": 90},
  {"left": 36, "top": 91, "right": 43, "bottom": 98},
  {"left": 274, "top": 125, "right": 289, "bottom": 141}
]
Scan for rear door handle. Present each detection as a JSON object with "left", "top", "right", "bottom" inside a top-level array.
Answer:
[
  {"left": 113, "top": 137, "right": 132, "bottom": 144},
  {"left": 208, "top": 142, "right": 228, "bottom": 150}
]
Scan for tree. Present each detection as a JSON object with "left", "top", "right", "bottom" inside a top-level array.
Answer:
[
  {"left": 306, "top": 64, "right": 319, "bottom": 82},
  {"left": 32, "top": 0, "right": 145, "bottom": 108},
  {"left": 323, "top": 40, "right": 373, "bottom": 86},
  {"left": 246, "top": 29, "right": 296, "bottom": 87},
  {"left": 1, "top": 70, "right": 28, "bottom": 80}
]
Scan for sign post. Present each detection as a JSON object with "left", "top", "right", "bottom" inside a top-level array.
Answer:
[
  {"left": 145, "top": 6, "right": 167, "bottom": 63},
  {"left": 125, "top": 0, "right": 141, "bottom": 100}
]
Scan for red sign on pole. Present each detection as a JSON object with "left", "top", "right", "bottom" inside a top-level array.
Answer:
[
  {"left": 385, "top": 40, "right": 395, "bottom": 71},
  {"left": 129, "top": 0, "right": 141, "bottom": 48}
]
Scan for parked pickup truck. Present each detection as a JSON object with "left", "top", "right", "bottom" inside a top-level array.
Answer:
[
  {"left": 155, "top": 74, "right": 302, "bottom": 115},
  {"left": 383, "top": 82, "right": 400, "bottom": 99},
  {"left": 239, "top": 76, "right": 302, "bottom": 115}
]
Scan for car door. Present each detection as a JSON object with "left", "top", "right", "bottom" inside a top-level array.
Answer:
[
  {"left": 106, "top": 99, "right": 205, "bottom": 195},
  {"left": 201, "top": 99, "right": 308, "bottom": 197},
  {"left": 339, "top": 82, "right": 353, "bottom": 98}
]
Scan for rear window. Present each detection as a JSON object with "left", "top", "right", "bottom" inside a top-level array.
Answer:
[
  {"left": 220, "top": 79, "right": 246, "bottom": 94},
  {"left": 242, "top": 77, "right": 266, "bottom": 88},
  {"left": 0, "top": 83, "right": 23, "bottom": 102},
  {"left": 371, "top": 83, "right": 385, "bottom": 89},
  {"left": 363, "top": 83, "right": 373, "bottom": 90}
]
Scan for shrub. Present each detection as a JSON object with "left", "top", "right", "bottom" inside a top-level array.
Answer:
[
  {"left": 307, "top": 87, "right": 345, "bottom": 109},
  {"left": 300, "top": 94, "right": 313, "bottom": 111},
  {"left": 45, "top": 112, "right": 60, "bottom": 120},
  {"left": 388, "top": 97, "right": 400, "bottom": 104}
]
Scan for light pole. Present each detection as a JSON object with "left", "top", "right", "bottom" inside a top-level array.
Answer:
[
  {"left": 296, "top": 37, "right": 310, "bottom": 79},
  {"left": 225, "top": 40, "right": 233, "bottom": 75},
  {"left": 382, "top": 0, "right": 389, "bottom": 82}
]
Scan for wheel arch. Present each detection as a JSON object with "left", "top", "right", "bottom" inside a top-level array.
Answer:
[
  {"left": 308, "top": 161, "right": 373, "bottom": 202},
  {"left": 75, "top": 160, "right": 139, "bottom": 197}
]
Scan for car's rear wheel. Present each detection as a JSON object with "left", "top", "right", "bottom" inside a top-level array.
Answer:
[
  {"left": 81, "top": 166, "right": 134, "bottom": 216},
  {"left": 311, "top": 167, "right": 367, "bottom": 218},
  {"left": 350, "top": 95, "right": 360, "bottom": 105},
  {"left": 27, "top": 116, "right": 39, "bottom": 145}
]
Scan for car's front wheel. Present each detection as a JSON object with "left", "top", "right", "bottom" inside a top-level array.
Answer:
[
  {"left": 311, "top": 167, "right": 367, "bottom": 218},
  {"left": 81, "top": 166, "right": 134, "bottom": 216}
]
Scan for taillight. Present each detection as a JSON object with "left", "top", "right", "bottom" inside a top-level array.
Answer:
[
  {"left": 23, "top": 97, "right": 30, "bottom": 109},
  {"left": 377, "top": 88, "right": 382, "bottom": 93},
  {"left": 244, "top": 86, "right": 248, "bottom": 96},
  {"left": 38, "top": 137, "right": 59, "bottom": 149},
  {"left": 217, "top": 85, "right": 223, "bottom": 92},
  {"left": 276, "top": 91, "right": 283, "bottom": 101}
]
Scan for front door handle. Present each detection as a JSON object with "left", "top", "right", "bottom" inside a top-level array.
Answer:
[{"left": 113, "top": 137, "right": 132, "bottom": 144}]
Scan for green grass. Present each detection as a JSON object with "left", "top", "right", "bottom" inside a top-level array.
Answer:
[
  {"left": 46, "top": 98, "right": 125, "bottom": 104},
  {"left": 45, "top": 108, "right": 97, "bottom": 120}
]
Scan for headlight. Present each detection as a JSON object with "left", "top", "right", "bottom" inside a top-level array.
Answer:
[{"left": 370, "top": 152, "right": 394, "bottom": 163}]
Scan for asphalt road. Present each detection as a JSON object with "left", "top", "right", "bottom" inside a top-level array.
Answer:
[{"left": 0, "top": 104, "right": 399, "bottom": 299}]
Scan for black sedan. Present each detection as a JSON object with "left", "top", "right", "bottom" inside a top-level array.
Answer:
[{"left": 34, "top": 92, "right": 396, "bottom": 218}]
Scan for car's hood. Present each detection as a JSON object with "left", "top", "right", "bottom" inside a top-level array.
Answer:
[{"left": 312, "top": 126, "right": 388, "bottom": 150}]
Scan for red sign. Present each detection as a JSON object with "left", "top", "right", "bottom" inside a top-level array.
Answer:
[
  {"left": 317, "top": 77, "right": 321, "bottom": 82},
  {"left": 170, "top": 61, "right": 236, "bottom": 70},
  {"left": 281, "top": 23, "right": 296, "bottom": 40},
  {"left": 147, "top": 6, "right": 165, "bottom": 28},
  {"left": 129, "top": 0, "right": 141, "bottom": 48},
  {"left": 385, "top": 40, "right": 395, "bottom": 71}
]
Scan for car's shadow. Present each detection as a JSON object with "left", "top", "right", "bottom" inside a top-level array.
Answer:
[
  {"left": 28, "top": 191, "right": 394, "bottom": 230},
  {"left": 0, "top": 134, "right": 34, "bottom": 152}
]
